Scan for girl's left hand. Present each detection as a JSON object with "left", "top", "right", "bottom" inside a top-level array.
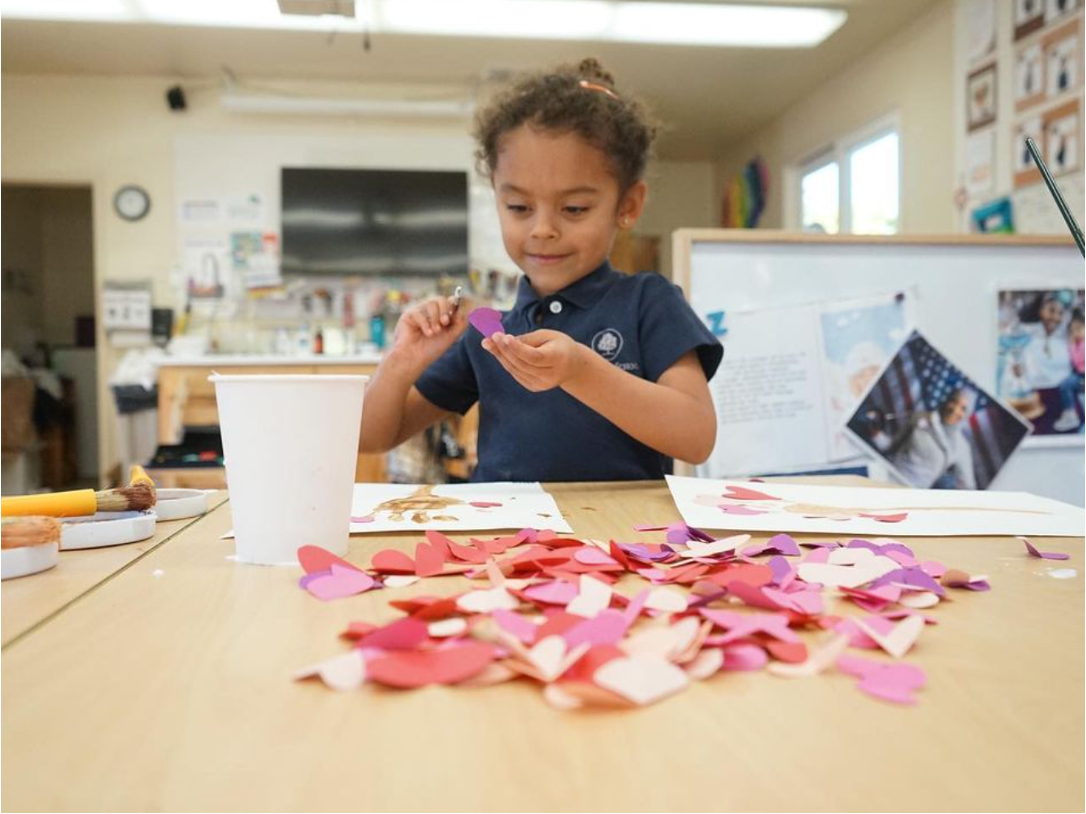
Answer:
[{"left": 482, "top": 329, "right": 589, "bottom": 392}]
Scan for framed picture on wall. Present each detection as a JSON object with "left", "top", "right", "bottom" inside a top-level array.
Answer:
[
  {"left": 1014, "top": 115, "right": 1045, "bottom": 187},
  {"left": 1044, "top": 22, "right": 1081, "bottom": 97},
  {"left": 1044, "top": 0, "right": 1080, "bottom": 24},
  {"left": 1015, "top": 43, "right": 1046, "bottom": 110},
  {"left": 1043, "top": 99, "right": 1081, "bottom": 175},
  {"left": 967, "top": 63, "right": 998, "bottom": 131},
  {"left": 1015, "top": 0, "right": 1046, "bottom": 40}
]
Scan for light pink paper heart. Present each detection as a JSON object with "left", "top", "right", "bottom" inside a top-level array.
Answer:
[{"left": 304, "top": 564, "right": 376, "bottom": 601}]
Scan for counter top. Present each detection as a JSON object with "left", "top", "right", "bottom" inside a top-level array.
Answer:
[{"left": 157, "top": 353, "right": 384, "bottom": 367}]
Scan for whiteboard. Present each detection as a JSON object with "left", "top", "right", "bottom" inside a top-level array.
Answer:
[{"left": 673, "top": 230, "right": 1085, "bottom": 506}]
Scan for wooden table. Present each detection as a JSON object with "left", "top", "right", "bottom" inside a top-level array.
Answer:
[
  {"left": 0, "top": 492, "right": 227, "bottom": 647},
  {"left": 2, "top": 481, "right": 1082, "bottom": 811}
]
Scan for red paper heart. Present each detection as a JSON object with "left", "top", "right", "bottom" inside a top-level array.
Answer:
[
  {"left": 414, "top": 542, "right": 446, "bottom": 577},
  {"left": 297, "top": 544, "right": 362, "bottom": 575},
  {"left": 370, "top": 548, "right": 417, "bottom": 574},
  {"left": 859, "top": 512, "right": 909, "bottom": 523},
  {"left": 710, "top": 563, "right": 774, "bottom": 588},
  {"left": 764, "top": 640, "right": 807, "bottom": 663},
  {"left": 366, "top": 642, "right": 496, "bottom": 688}
]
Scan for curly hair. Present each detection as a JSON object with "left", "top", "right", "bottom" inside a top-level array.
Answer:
[{"left": 473, "top": 58, "right": 658, "bottom": 194}]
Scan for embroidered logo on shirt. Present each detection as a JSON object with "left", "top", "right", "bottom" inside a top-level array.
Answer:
[{"left": 591, "top": 328, "right": 624, "bottom": 361}]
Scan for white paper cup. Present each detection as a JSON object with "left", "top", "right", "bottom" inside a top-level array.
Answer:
[{"left": 210, "top": 374, "right": 367, "bottom": 565}]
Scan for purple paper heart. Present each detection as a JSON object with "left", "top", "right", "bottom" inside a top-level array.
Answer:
[{"left": 469, "top": 307, "right": 505, "bottom": 338}]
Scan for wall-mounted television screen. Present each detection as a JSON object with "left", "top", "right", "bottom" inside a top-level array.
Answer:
[{"left": 281, "top": 167, "right": 469, "bottom": 276}]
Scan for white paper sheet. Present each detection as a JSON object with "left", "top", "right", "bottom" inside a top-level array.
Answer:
[
  {"left": 665, "top": 475, "right": 1085, "bottom": 537},
  {"left": 350, "top": 482, "right": 572, "bottom": 533}
]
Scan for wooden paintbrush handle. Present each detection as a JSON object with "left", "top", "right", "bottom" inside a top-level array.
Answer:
[{"left": 0, "top": 489, "right": 97, "bottom": 518}]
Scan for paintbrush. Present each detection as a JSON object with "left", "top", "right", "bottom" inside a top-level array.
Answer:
[
  {"left": 0, "top": 484, "right": 157, "bottom": 518},
  {"left": 1, "top": 516, "right": 63, "bottom": 549},
  {"left": 129, "top": 464, "right": 157, "bottom": 502},
  {"left": 449, "top": 285, "right": 464, "bottom": 317}
]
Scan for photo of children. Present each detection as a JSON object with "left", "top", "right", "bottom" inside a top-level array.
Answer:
[
  {"left": 847, "top": 331, "right": 1031, "bottom": 490},
  {"left": 997, "top": 288, "right": 1085, "bottom": 436}
]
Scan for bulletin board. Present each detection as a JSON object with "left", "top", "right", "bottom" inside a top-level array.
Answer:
[{"left": 672, "top": 229, "right": 1084, "bottom": 505}]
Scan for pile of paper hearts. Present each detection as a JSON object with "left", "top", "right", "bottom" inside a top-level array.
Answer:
[{"left": 294, "top": 524, "right": 1001, "bottom": 709}]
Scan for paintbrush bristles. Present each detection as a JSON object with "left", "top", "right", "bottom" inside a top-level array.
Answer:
[
  {"left": 95, "top": 483, "right": 156, "bottom": 512},
  {"left": 1, "top": 516, "right": 62, "bottom": 549}
]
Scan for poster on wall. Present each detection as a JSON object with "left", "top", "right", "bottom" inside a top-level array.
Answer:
[
  {"left": 1043, "top": 99, "right": 1081, "bottom": 175},
  {"left": 1045, "top": 0, "right": 1080, "bottom": 24},
  {"left": 1044, "top": 23, "right": 1082, "bottom": 98},
  {"left": 1015, "top": 0, "right": 1046, "bottom": 40},
  {"left": 1015, "top": 43, "right": 1046, "bottom": 111},
  {"left": 1013, "top": 115, "right": 1045, "bottom": 187},
  {"left": 967, "top": 63, "right": 998, "bottom": 131},
  {"left": 965, "top": 128, "right": 996, "bottom": 196},
  {"left": 965, "top": 0, "right": 997, "bottom": 63},
  {"left": 183, "top": 238, "right": 229, "bottom": 300}
]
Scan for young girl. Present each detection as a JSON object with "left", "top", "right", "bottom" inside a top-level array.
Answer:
[{"left": 360, "top": 59, "right": 723, "bottom": 481}]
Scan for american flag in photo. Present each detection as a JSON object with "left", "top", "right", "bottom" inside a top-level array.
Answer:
[{"left": 907, "top": 332, "right": 1030, "bottom": 488}]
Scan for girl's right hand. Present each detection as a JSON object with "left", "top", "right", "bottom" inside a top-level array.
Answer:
[{"left": 387, "top": 295, "right": 470, "bottom": 373}]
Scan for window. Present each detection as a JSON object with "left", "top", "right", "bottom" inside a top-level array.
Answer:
[{"left": 795, "top": 117, "right": 900, "bottom": 234}]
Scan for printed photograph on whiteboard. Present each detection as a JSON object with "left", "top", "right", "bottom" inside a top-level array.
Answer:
[
  {"left": 846, "top": 330, "right": 1031, "bottom": 490},
  {"left": 1042, "top": 99, "right": 1080, "bottom": 176},
  {"left": 1013, "top": 116, "right": 1044, "bottom": 188},
  {"left": 819, "top": 290, "right": 915, "bottom": 460},
  {"left": 1044, "top": 22, "right": 1080, "bottom": 97},
  {"left": 1014, "top": 0, "right": 1044, "bottom": 40},
  {"left": 1014, "top": 43, "right": 1045, "bottom": 111},
  {"left": 997, "top": 287, "right": 1085, "bottom": 438},
  {"left": 698, "top": 301, "right": 831, "bottom": 478},
  {"left": 966, "top": 63, "right": 997, "bottom": 132}
]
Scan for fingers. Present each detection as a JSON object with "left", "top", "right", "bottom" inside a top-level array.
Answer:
[
  {"left": 405, "top": 298, "right": 458, "bottom": 338},
  {"left": 482, "top": 336, "right": 550, "bottom": 391},
  {"left": 495, "top": 333, "right": 548, "bottom": 366}
]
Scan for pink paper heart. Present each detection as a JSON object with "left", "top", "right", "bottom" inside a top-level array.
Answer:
[
  {"left": 1020, "top": 537, "right": 1071, "bottom": 561},
  {"left": 718, "top": 505, "right": 767, "bottom": 516},
  {"left": 523, "top": 580, "right": 579, "bottom": 605},
  {"left": 573, "top": 547, "right": 619, "bottom": 566},
  {"left": 469, "top": 501, "right": 502, "bottom": 508},
  {"left": 469, "top": 307, "right": 505, "bottom": 338},
  {"left": 303, "top": 564, "right": 376, "bottom": 601},
  {"left": 721, "top": 485, "right": 780, "bottom": 501}
]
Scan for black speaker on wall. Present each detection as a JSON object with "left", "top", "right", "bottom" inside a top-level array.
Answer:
[{"left": 166, "top": 85, "right": 186, "bottom": 112}]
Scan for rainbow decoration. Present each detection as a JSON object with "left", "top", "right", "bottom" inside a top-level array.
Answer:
[{"left": 722, "top": 156, "right": 769, "bottom": 228}]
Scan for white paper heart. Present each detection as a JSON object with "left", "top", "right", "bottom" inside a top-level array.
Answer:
[
  {"left": 427, "top": 618, "right": 468, "bottom": 638},
  {"left": 767, "top": 633, "right": 849, "bottom": 678},
  {"left": 595, "top": 655, "right": 690, "bottom": 705},
  {"left": 456, "top": 586, "right": 519, "bottom": 614},
  {"left": 292, "top": 650, "right": 366, "bottom": 692},
  {"left": 383, "top": 575, "right": 421, "bottom": 589},
  {"left": 683, "top": 648, "right": 724, "bottom": 680},
  {"left": 566, "top": 574, "right": 613, "bottom": 618},
  {"left": 684, "top": 533, "right": 750, "bottom": 558},
  {"left": 898, "top": 590, "right": 940, "bottom": 609},
  {"left": 644, "top": 587, "right": 688, "bottom": 613},
  {"left": 855, "top": 614, "right": 924, "bottom": 658}
]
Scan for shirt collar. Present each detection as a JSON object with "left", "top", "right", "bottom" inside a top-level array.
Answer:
[{"left": 512, "top": 260, "right": 619, "bottom": 312}]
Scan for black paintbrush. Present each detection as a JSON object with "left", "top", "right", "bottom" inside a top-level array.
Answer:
[{"left": 1025, "top": 136, "right": 1084, "bottom": 257}]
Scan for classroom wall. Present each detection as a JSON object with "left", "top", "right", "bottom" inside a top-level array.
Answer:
[
  {"left": 1, "top": 72, "right": 717, "bottom": 479},
  {"left": 640, "top": 162, "right": 720, "bottom": 278},
  {"left": 715, "top": 0, "right": 956, "bottom": 233},
  {"left": 953, "top": 0, "right": 1086, "bottom": 234}
]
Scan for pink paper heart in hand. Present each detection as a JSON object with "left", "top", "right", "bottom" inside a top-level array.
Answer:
[{"left": 469, "top": 307, "right": 505, "bottom": 338}]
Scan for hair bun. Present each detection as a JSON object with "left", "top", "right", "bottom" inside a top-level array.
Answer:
[{"left": 577, "top": 58, "right": 616, "bottom": 89}]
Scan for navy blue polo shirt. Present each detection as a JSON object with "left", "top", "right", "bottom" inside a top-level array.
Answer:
[{"left": 415, "top": 261, "right": 723, "bottom": 482}]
